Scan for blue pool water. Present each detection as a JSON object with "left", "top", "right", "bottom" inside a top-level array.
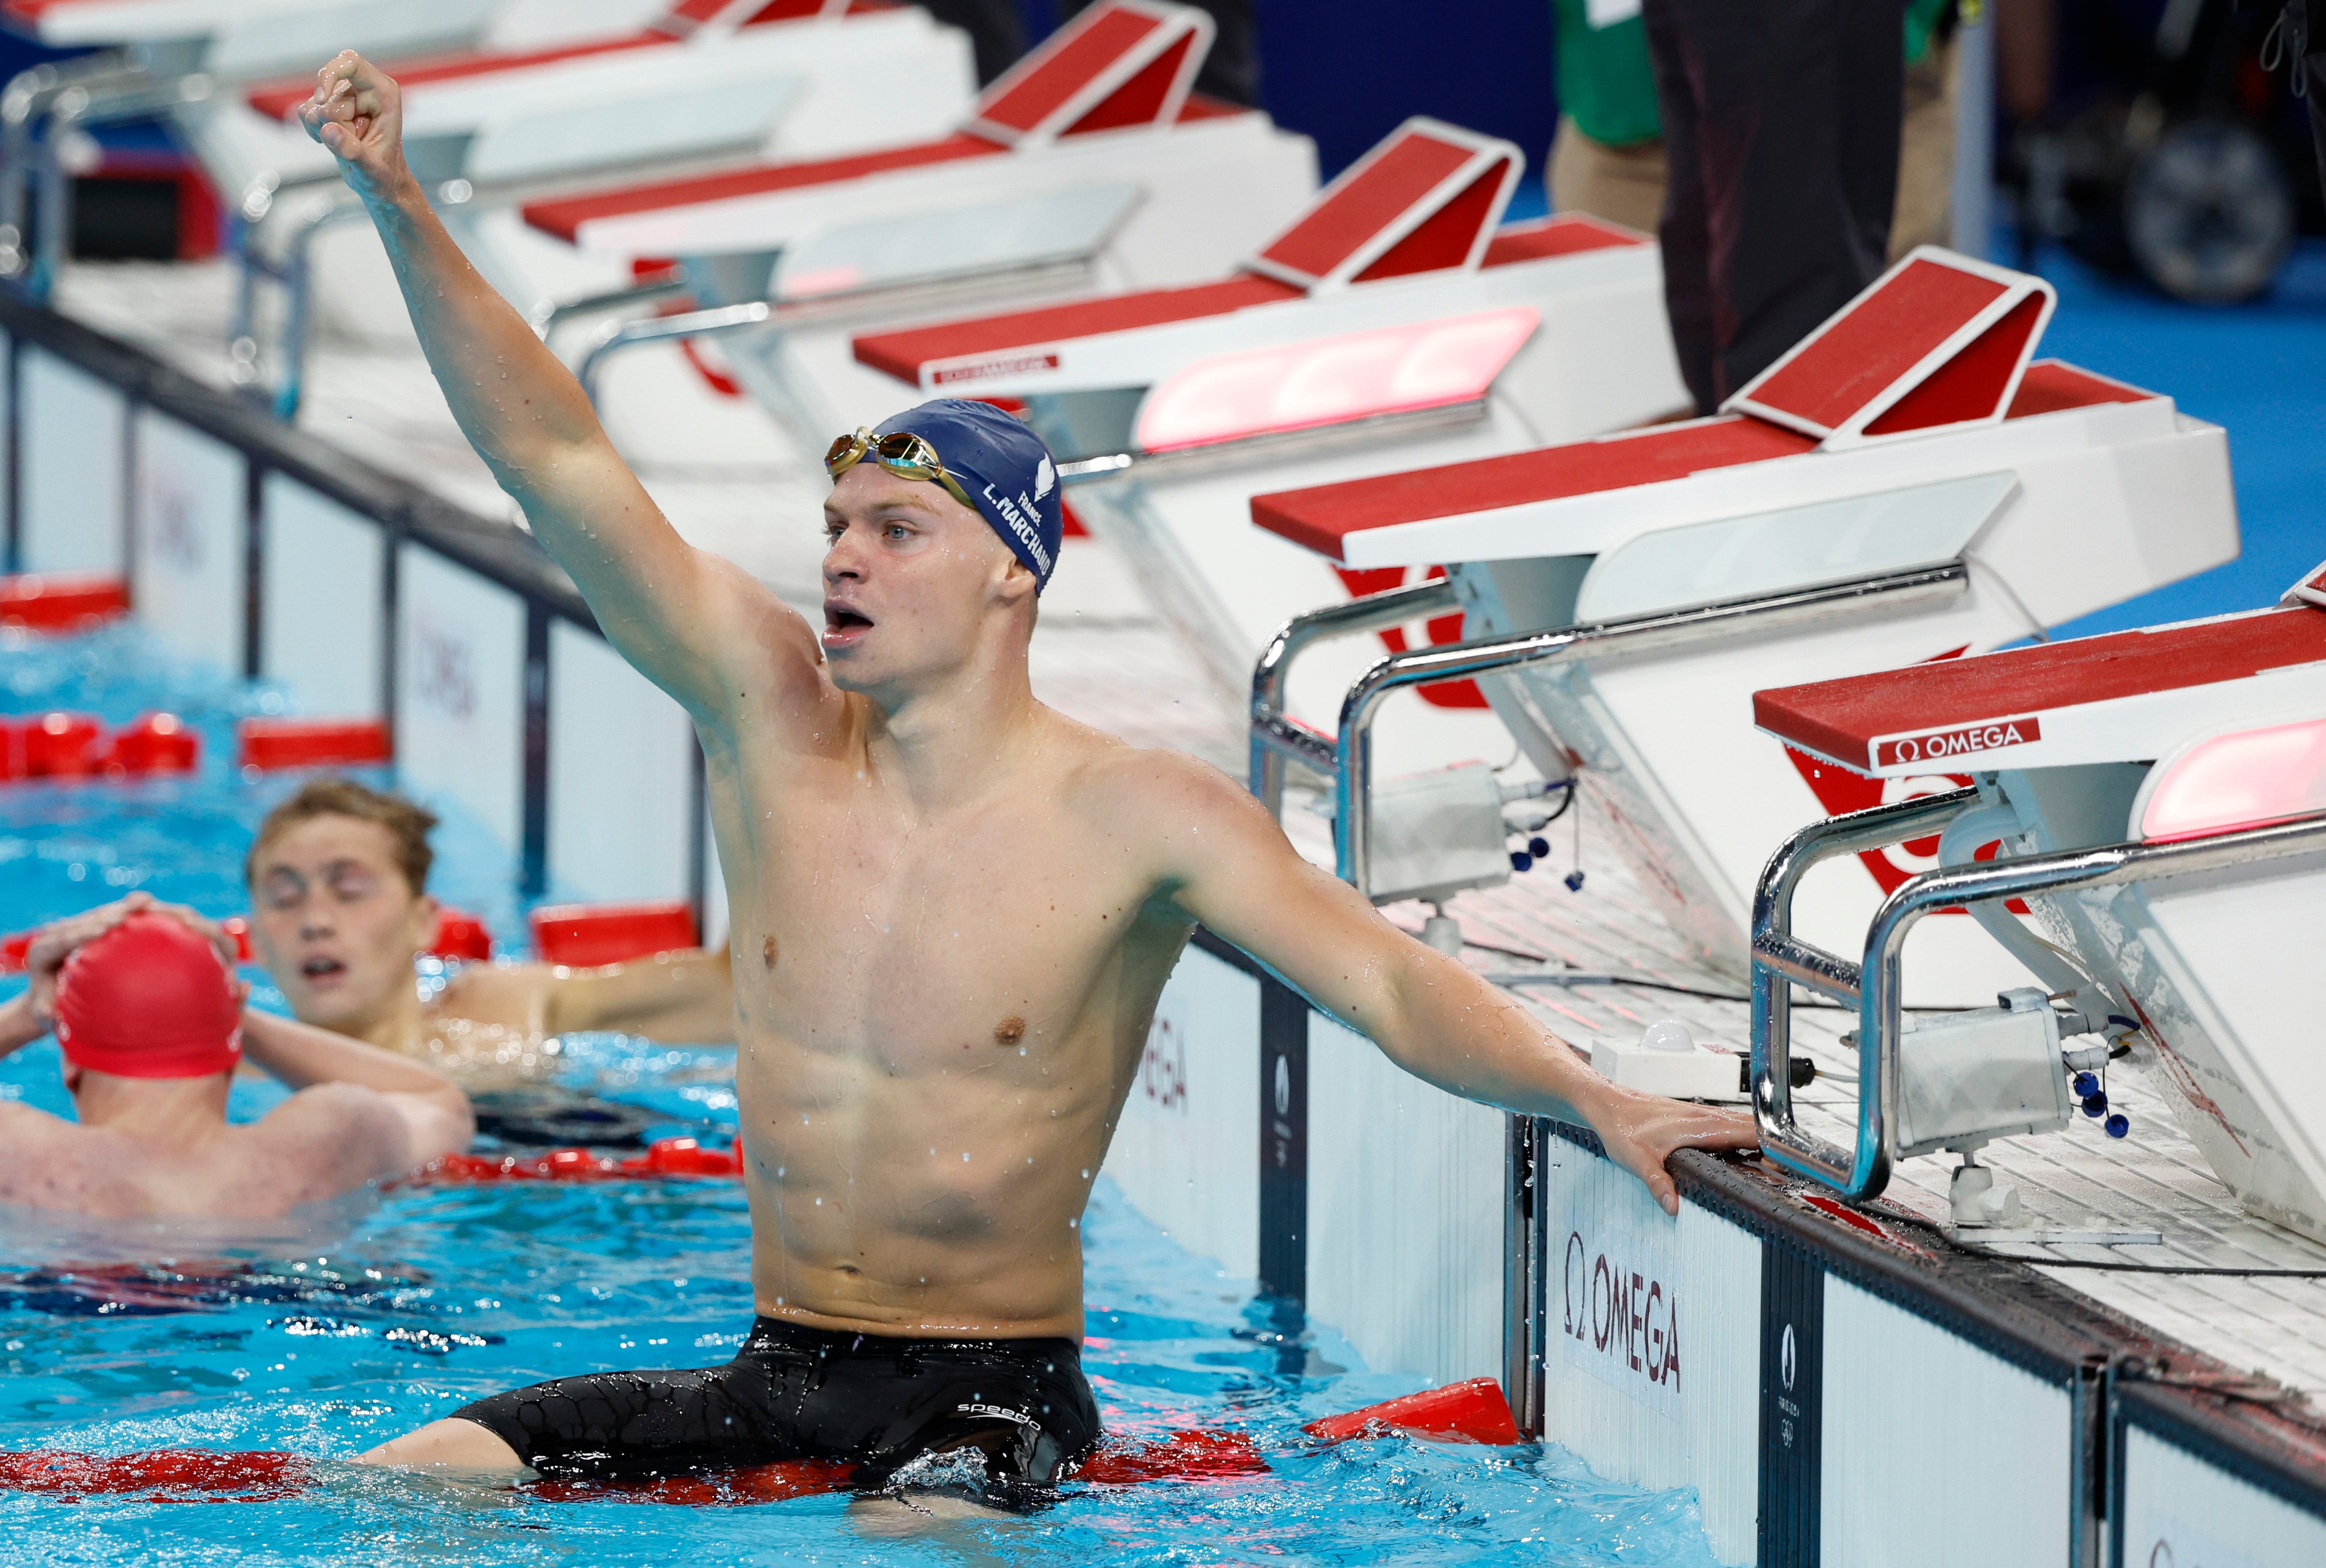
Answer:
[{"left": 0, "top": 624, "right": 1723, "bottom": 1565}]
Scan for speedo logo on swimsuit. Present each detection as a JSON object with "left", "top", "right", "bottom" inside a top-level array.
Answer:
[
  {"left": 956, "top": 1402, "right": 1040, "bottom": 1429},
  {"left": 981, "top": 484, "right": 1053, "bottom": 576}
]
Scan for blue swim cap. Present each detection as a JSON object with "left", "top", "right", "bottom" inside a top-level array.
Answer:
[{"left": 873, "top": 399, "right": 1063, "bottom": 590}]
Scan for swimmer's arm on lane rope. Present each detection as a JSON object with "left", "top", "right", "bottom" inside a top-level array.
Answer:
[
  {"left": 542, "top": 945, "right": 736, "bottom": 1043},
  {"left": 237, "top": 1010, "right": 475, "bottom": 1172},
  {"left": 296, "top": 53, "right": 826, "bottom": 731},
  {"left": 1148, "top": 758, "right": 1755, "bottom": 1216}
]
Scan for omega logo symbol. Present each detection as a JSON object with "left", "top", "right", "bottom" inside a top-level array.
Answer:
[
  {"left": 1780, "top": 1324, "right": 1797, "bottom": 1391},
  {"left": 1273, "top": 1055, "right": 1291, "bottom": 1117}
]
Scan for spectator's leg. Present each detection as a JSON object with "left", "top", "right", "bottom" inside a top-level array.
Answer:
[
  {"left": 1890, "top": 30, "right": 1957, "bottom": 260},
  {"left": 1549, "top": 115, "right": 1669, "bottom": 236},
  {"left": 1683, "top": 0, "right": 1905, "bottom": 405},
  {"left": 1641, "top": 0, "right": 1716, "bottom": 414}
]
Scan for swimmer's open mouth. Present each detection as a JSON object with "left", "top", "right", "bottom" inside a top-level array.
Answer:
[
  {"left": 823, "top": 603, "right": 874, "bottom": 642},
  {"left": 301, "top": 957, "right": 347, "bottom": 982}
]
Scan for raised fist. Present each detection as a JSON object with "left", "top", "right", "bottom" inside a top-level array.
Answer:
[{"left": 298, "top": 51, "right": 411, "bottom": 205}]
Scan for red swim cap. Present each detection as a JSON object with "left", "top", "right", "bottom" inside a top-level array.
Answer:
[{"left": 53, "top": 912, "right": 242, "bottom": 1080}]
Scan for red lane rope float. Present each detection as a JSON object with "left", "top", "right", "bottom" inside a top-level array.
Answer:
[
  {"left": 0, "top": 1449, "right": 311, "bottom": 1501},
  {"left": 1300, "top": 1377, "right": 1522, "bottom": 1445},
  {"left": 411, "top": 1136, "right": 746, "bottom": 1185},
  {"left": 237, "top": 718, "right": 391, "bottom": 771},
  {"left": 0, "top": 711, "right": 199, "bottom": 781},
  {"left": 0, "top": 573, "right": 130, "bottom": 634},
  {"left": 529, "top": 902, "right": 699, "bottom": 967},
  {"left": 0, "top": 1380, "right": 1520, "bottom": 1505}
]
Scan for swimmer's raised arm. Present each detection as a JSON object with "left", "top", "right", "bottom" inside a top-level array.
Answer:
[
  {"left": 1140, "top": 755, "right": 1755, "bottom": 1215},
  {"left": 297, "top": 53, "right": 818, "bottom": 727},
  {"left": 238, "top": 1008, "right": 475, "bottom": 1171}
]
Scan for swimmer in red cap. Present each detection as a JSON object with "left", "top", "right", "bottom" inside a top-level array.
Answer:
[
  {"left": 310, "top": 57, "right": 1751, "bottom": 1514},
  {"left": 0, "top": 895, "right": 473, "bottom": 1221}
]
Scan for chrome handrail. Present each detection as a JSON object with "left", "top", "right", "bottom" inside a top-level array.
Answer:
[
  {"left": 570, "top": 252, "right": 1101, "bottom": 412},
  {"left": 1750, "top": 801, "right": 2326, "bottom": 1200},
  {"left": 1246, "top": 575, "right": 1458, "bottom": 816},
  {"left": 1328, "top": 563, "right": 1969, "bottom": 893}
]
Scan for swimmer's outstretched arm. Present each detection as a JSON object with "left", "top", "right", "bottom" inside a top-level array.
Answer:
[
  {"left": 296, "top": 53, "right": 821, "bottom": 729},
  {"left": 1145, "top": 758, "right": 1756, "bottom": 1216},
  {"left": 543, "top": 945, "right": 735, "bottom": 1043}
]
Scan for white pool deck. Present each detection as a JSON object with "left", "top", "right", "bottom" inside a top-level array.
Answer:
[{"left": 53, "top": 256, "right": 2326, "bottom": 1411}]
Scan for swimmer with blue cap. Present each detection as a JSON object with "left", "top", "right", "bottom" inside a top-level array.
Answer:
[{"left": 309, "top": 48, "right": 1755, "bottom": 1517}]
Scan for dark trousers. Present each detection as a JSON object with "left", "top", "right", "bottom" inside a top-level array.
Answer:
[
  {"left": 1642, "top": 0, "right": 1907, "bottom": 414},
  {"left": 916, "top": 0, "right": 1258, "bottom": 103}
]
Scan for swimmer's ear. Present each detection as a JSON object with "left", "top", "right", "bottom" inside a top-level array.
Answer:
[
  {"left": 413, "top": 893, "right": 444, "bottom": 955},
  {"left": 994, "top": 554, "right": 1039, "bottom": 614}
]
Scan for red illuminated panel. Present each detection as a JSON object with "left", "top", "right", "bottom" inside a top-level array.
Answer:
[
  {"left": 2141, "top": 719, "right": 2326, "bottom": 842},
  {"left": 1742, "top": 258, "right": 2005, "bottom": 433},
  {"left": 1256, "top": 132, "right": 1473, "bottom": 284},
  {"left": 974, "top": 3, "right": 1161, "bottom": 136},
  {"left": 1755, "top": 607, "right": 2326, "bottom": 774},
  {"left": 1135, "top": 307, "right": 1536, "bottom": 452},
  {"left": 1253, "top": 416, "right": 1816, "bottom": 561}
]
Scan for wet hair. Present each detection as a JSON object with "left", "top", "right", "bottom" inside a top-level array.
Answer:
[{"left": 245, "top": 778, "right": 437, "bottom": 895}]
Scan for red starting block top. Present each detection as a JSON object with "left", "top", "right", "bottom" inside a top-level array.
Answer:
[
  {"left": 1724, "top": 249, "right": 2056, "bottom": 449},
  {"left": 521, "top": 0, "right": 1218, "bottom": 244},
  {"left": 1251, "top": 360, "right": 2151, "bottom": 564},
  {"left": 850, "top": 209, "right": 1639, "bottom": 388},
  {"left": 1247, "top": 117, "right": 1521, "bottom": 292},
  {"left": 244, "top": 0, "right": 853, "bottom": 121},
  {"left": 1755, "top": 605, "right": 2326, "bottom": 777}
]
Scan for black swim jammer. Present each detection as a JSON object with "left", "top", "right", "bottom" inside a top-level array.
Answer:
[{"left": 452, "top": 1317, "right": 1100, "bottom": 1507}]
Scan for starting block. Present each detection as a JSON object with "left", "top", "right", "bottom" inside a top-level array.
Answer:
[
  {"left": 1247, "top": 249, "right": 2237, "bottom": 1003},
  {"left": 512, "top": 0, "right": 1318, "bottom": 466},
  {"left": 1750, "top": 570, "right": 2326, "bottom": 1234},
  {"left": 852, "top": 115, "right": 1686, "bottom": 776}
]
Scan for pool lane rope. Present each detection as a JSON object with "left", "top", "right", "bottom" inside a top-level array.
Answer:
[{"left": 0, "top": 1379, "right": 1521, "bottom": 1503}]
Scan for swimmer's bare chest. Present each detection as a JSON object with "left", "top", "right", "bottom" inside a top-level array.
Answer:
[{"left": 713, "top": 736, "right": 1190, "bottom": 1337}]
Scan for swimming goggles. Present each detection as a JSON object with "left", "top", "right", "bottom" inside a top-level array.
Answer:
[{"left": 824, "top": 428, "right": 977, "bottom": 513}]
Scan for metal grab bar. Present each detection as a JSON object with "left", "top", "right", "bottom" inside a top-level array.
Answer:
[
  {"left": 1328, "top": 563, "right": 1970, "bottom": 892},
  {"left": 1751, "top": 800, "right": 2326, "bottom": 1201},
  {"left": 1247, "top": 575, "right": 1459, "bottom": 815},
  {"left": 570, "top": 252, "right": 1101, "bottom": 411}
]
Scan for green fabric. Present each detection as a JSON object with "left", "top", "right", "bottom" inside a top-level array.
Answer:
[
  {"left": 1551, "top": 0, "right": 1663, "bottom": 150},
  {"left": 1904, "top": 0, "right": 1952, "bottom": 65}
]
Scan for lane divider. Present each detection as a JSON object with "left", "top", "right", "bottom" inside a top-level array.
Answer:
[{"left": 0, "top": 1379, "right": 1522, "bottom": 1503}]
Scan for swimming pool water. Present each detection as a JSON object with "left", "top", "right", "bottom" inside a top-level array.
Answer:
[{"left": 0, "top": 625, "right": 1725, "bottom": 1565}]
